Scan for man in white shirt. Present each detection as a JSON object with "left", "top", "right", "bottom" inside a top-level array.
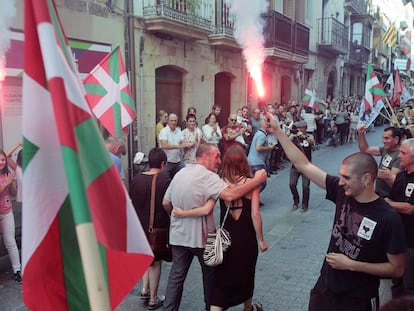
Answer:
[{"left": 159, "top": 113, "right": 192, "bottom": 178}]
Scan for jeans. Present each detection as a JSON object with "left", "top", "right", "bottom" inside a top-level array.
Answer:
[
  {"left": 250, "top": 164, "right": 267, "bottom": 192},
  {"left": 392, "top": 247, "right": 414, "bottom": 298},
  {"left": 0, "top": 211, "right": 21, "bottom": 273},
  {"left": 163, "top": 245, "right": 215, "bottom": 311},
  {"left": 289, "top": 166, "right": 310, "bottom": 208}
]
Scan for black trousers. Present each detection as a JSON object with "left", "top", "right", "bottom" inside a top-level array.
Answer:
[{"left": 308, "top": 277, "right": 379, "bottom": 311}]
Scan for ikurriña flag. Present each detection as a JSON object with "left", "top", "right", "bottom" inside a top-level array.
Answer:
[
  {"left": 303, "top": 82, "right": 326, "bottom": 113},
  {"left": 22, "top": 1, "right": 153, "bottom": 310},
  {"left": 363, "top": 64, "right": 386, "bottom": 113},
  {"left": 83, "top": 46, "right": 136, "bottom": 138}
]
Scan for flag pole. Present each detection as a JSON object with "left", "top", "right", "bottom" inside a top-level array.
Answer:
[{"left": 383, "top": 97, "right": 401, "bottom": 127}]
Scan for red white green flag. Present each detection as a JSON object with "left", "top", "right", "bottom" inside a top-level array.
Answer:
[
  {"left": 363, "top": 64, "right": 386, "bottom": 113},
  {"left": 303, "top": 82, "right": 326, "bottom": 112},
  {"left": 83, "top": 46, "right": 136, "bottom": 138},
  {"left": 22, "top": 1, "right": 153, "bottom": 310}
]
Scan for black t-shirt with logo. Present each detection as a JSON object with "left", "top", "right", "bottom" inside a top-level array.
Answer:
[
  {"left": 388, "top": 170, "right": 414, "bottom": 248},
  {"left": 320, "top": 175, "right": 406, "bottom": 298}
]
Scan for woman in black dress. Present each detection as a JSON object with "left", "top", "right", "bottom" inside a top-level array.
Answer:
[
  {"left": 130, "top": 148, "right": 171, "bottom": 310},
  {"left": 173, "top": 145, "right": 268, "bottom": 310}
]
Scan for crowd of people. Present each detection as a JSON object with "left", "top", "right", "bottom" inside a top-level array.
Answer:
[{"left": 131, "top": 98, "right": 414, "bottom": 311}]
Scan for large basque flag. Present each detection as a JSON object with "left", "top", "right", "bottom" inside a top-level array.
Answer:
[
  {"left": 363, "top": 64, "right": 386, "bottom": 113},
  {"left": 22, "top": 1, "right": 153, "bottom": 310},
  {"left": 83, "top": 46, "right": 136, "bottom": 138}
]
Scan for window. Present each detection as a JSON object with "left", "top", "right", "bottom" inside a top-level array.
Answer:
[{"left": 352, "top": 22, "right": 363, "bottom": 46}]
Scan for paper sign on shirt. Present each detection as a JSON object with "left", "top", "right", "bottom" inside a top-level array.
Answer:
[{"left": 357, "top": 217, "right": 377, "bottom": 240}]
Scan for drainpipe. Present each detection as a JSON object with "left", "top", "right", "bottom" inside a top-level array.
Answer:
[{"left": 124, "top": 0, "right": 137, "bottom": 183}]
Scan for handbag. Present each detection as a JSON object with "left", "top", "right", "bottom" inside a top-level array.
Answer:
[
  {"left": 203, "top": 206, "right": 231, "bottom": 267},
  {"left": 148, "top": 174, "right": 170, "bottom": 253}
]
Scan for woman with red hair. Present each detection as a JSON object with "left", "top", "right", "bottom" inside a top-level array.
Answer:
[{"left": 173, "top": 145, "right": 268, "bottom": 311}]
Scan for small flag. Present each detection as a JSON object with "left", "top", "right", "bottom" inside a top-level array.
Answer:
[
  {"left": 84, "top": 46, "right": 136, "bottom": 137},
  {"left": 383, "top": 23, "right": 397, "bottom": 47},
  {"left": 303, "top": 82, "right": 326, "bottom": 112},
  {"left": 363, "top": 64, "right": 387, "bottom": 113},
  {"left": 392, "top": 69, "right": 404, "bottom": 107},
  {"left": 22, "top": 1, "right": 153, "bottom": 310},
  {"left": 385, "top": 73, "right": 394, "bottom": 93}
]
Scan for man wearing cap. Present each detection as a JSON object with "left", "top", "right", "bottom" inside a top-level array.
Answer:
[{"left": 289, "top": 121, "right": 314, "bottom": 212}]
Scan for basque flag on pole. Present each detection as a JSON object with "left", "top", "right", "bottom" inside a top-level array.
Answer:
[
  {"left": 84, "top": 46, "right": 136, "bottom": 138},
  {"left": 22, "top": 1, "right": 153, "bottom": 310}
]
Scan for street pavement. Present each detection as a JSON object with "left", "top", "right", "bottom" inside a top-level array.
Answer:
[{"left": 0, "top": 124, "right": 393, "bottom": 311}]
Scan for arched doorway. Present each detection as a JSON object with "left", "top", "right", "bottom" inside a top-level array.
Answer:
[
  {"left": 327, "top": 71, "right": 335, "bottom": 99},
  {"left": 214, "top": 72, "right": 233, "bottom": 126},
  {"left": 155, "top": 66, "right": 184, "bottom": 122}
]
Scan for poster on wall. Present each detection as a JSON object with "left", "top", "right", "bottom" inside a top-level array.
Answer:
[
  {"left": 0, "top": 78, "right": 23, "bottom": 150},
  {"left": 1, "top": 30, "right": 112, "bottom": 150}
]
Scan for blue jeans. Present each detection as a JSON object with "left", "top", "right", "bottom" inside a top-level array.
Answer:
[
  {"left": 163, "top": 245, "right": 215, "bottom": 311},
  {"left": 251, "top": 164, "right": 267, "bottom": 192}
]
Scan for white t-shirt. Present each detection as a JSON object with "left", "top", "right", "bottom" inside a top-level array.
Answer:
[
  {"left": 165, "top": 163, "right": 228, "bottom": 248},
  {"left": 159, "top": 125, "right": 183, "bottom": 163}
]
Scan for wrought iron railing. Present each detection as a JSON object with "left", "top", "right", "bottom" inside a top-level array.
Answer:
[
  {"left": 262, "top": 10, "right": 309, "bottom": 56},
  {"left": 213, "top": 0, "right": 235, "bottom": 35},
  {"left": 317, "top": 17, "right": 349, "bottom": 52},
  {"left": 142, "top": 0, "right": 213, "bottom": 30}
]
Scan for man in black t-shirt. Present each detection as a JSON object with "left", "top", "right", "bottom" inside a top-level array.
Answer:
[
  {"left": 385, "top": 138, "right": 414, "bottom": 298},
  {"left": 289, "top": 121, "right": 314, "bottom": 212},
  {"left": 267, "top": 112, "right": 406, "bottom": 311}
]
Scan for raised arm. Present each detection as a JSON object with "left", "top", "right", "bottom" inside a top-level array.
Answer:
[
  {"left": 6, "top": 142, "right": 22, "bottom": 171},
  {"left": 266, "top": 112, "right": 327, "bottom": 189},
  {"left": 357, "top": 126, "right": 381, "bottom": 155},
  {"left": 172, "top": 199, "right": 216, "bottom": 218}
]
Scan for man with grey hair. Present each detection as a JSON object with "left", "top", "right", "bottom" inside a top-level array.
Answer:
[
  {"left": 162, "top": 143, "right": 267, "bottom": 311},
  {"left": 105, "top": 136, "right": 126, "bottom": 179},
  {"left": 385, "top": 138, "right": 414, "bottom": 298},
  {"left": 159, "top": 113, "right": 192, "bottom": 178}
]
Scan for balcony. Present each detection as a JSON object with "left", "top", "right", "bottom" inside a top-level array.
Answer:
[
  {"left": 262, "top": 10, "right": 309, "bottom": 64},
  {"left": 142, "top": 0, "right": 213, "bottom": 41},
  {"left": 347, "top": 44, "right": 370, "bottom": 69},
  {"left": 208, "top": 0, "right": 240, "bottom": 51},
  {"left": 344, "top": 0, "right": 366, "bottom": 14},
  {"left": 317, "top": 17, "right": 349, "bottom": 55}
]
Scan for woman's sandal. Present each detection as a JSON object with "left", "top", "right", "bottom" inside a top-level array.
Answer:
[
  {"left": 139, "top": 291, "right": 150, "bottom": 301},
  {"left": 251, "top": 301, "right": 263, "bottom": 311},
  {"left": 147, "top": 296, "right": 165, "bottom": 310}
]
